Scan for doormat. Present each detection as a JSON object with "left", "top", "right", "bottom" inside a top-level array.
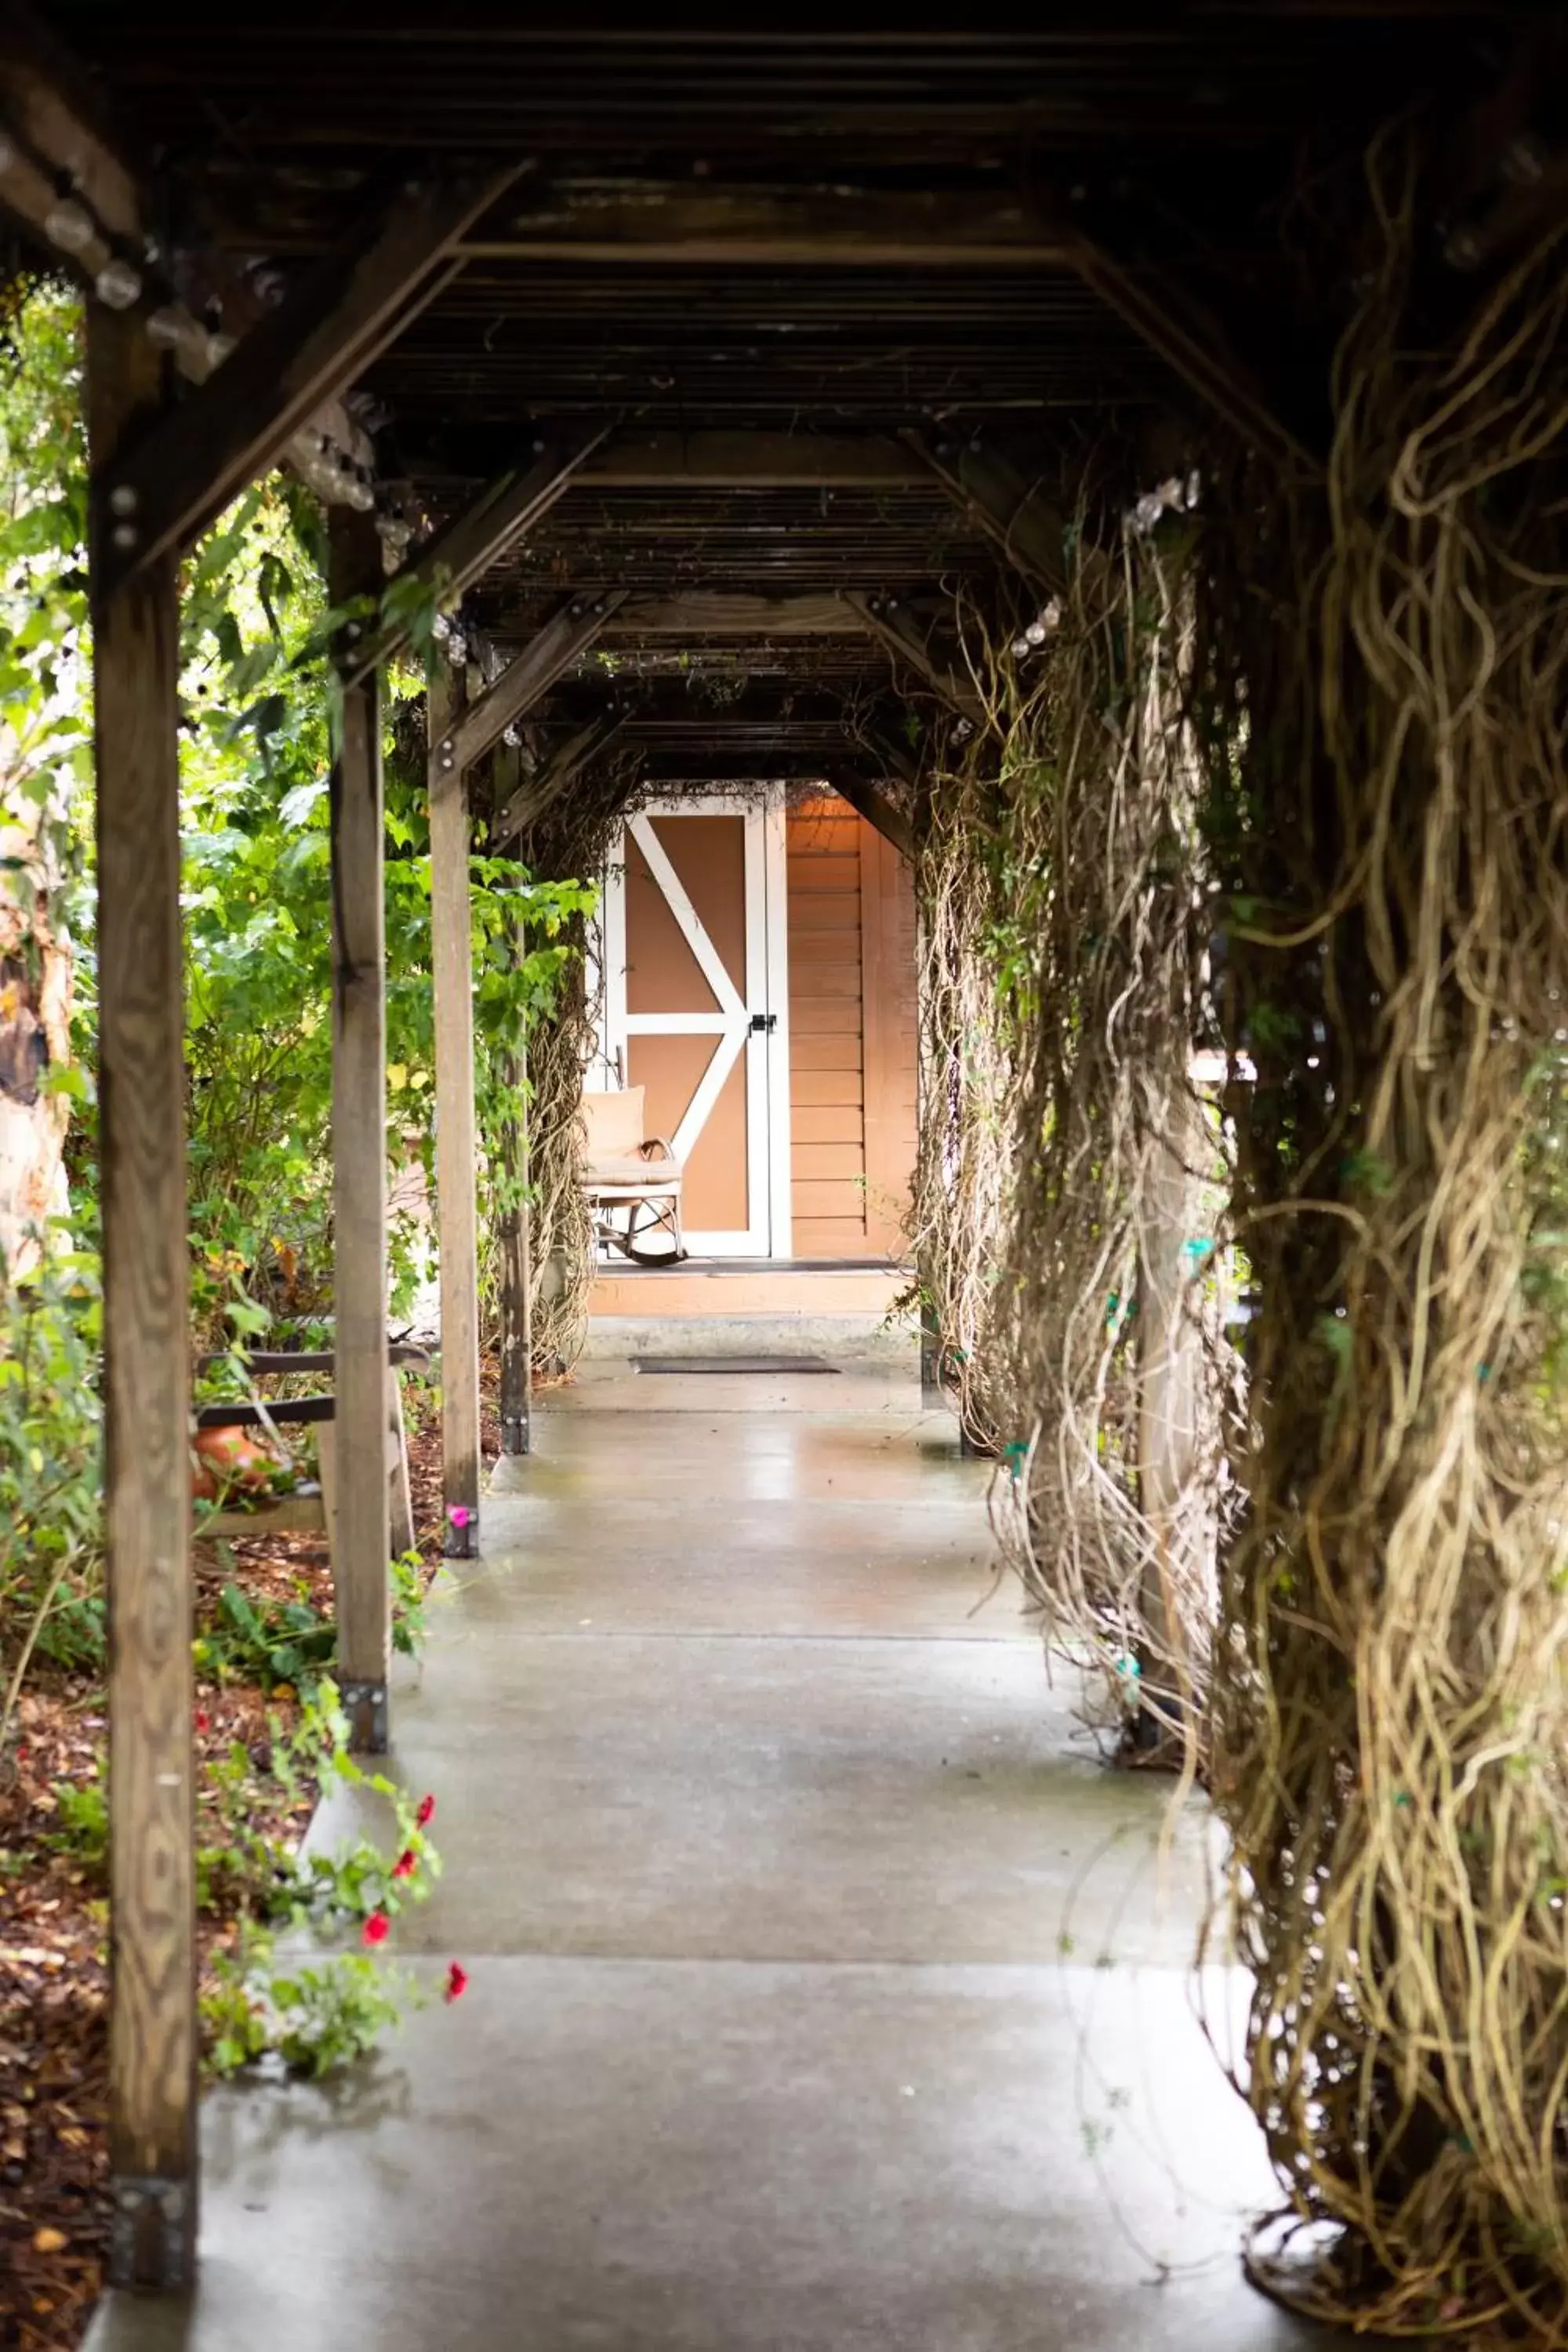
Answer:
[{"left": 632, "top": 1356, "right": 840, "bottom": 1375}]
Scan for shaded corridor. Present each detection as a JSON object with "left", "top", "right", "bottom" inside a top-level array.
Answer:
[{"left": 89, "top": 1356, "right": 1353, "bottom": 2350}]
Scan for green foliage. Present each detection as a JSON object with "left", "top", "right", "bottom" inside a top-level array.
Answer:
[
  {"left": 194, "top": 1573, "right": 336, "bottom": 1693},
  {"left": 203, "top": 1922, "right": 411, "bottom": 2079},
  {"left": 0, "top": 283, "right": 92, "bottom": 891},
  {"left": 0, "top": 1245, "right": 104, "bottom": 1672},
  {"left": 44, "top": 1771, "right": 107, "bottom": 1869},
  {"left": 390, "top": 1548, "right": 428, "bottom": 1657},
  {"left": 191, "top": 1552, "right": 430, "bottom": 1697},
  {"left": 199, "top": 1678, "right": 440, "bottom": 2078}
]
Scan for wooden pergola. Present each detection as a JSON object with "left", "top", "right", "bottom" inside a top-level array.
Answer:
[{"left": 0, "top": 1, "right": 1544, "bottom": 2289}]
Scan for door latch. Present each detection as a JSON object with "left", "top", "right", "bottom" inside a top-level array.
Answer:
[{"left": 749, "top": 1011, "right": 778, "bottom": 1034}]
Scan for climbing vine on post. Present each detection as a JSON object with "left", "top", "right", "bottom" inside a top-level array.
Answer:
[{"left": 1197, "top": 125, "right": 1568, "bottom": 2340}]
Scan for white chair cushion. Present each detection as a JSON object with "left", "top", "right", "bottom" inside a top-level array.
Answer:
[{"left": 584, "top": 1156, "right": 682, "bottom": 1192}]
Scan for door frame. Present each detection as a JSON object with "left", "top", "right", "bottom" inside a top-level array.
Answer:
[{"left": 601, "top": 792, "right": 792, "bottom": 1257}]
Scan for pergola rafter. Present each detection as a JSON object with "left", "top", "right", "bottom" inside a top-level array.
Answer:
[{"left": 93, "top": 166, "right": 524, "bottom": 593}]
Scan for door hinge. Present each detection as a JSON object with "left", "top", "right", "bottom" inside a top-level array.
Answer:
[{"left": 749, "top": 1012, "right": 777, "bottom": 1034}]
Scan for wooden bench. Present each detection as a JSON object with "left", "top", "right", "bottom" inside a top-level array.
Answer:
[{"left": 193, "top": 1343, "right": 428, "bottom": 1562}]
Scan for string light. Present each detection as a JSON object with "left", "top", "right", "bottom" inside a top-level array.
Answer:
[
  {"left": 44, "top": 195, "right": 95, "bottom": 255},
  {"left": 1127, "top": 474, "right": 1203, "bottom": 539},
  {"left": 96, "top": 261, "right": 140, "bottom": 312},
  {"left": 1011, "top": 597, "right": 1063, "bottom": 660},
  {"left": 93, "top": 256, "right": 143, "bottom": 310}
]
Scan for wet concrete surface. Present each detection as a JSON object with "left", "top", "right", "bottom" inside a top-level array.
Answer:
[{"left": 89, "top": 1359, "right": 1363, "bottom": 2350}]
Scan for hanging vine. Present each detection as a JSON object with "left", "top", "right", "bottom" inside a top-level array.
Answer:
[
  {"left": 983, "top": 525, "right": 1226, "bottom": 1761},
  {"left": 1197, "top": 125, "right": 1568, "bottom": 2340},
  {"left": 514, "top": 753, "right": 641, "bottom": 1371},
  {"left": 909, "top": 707, "right": 1022, "bottom": 1448}
]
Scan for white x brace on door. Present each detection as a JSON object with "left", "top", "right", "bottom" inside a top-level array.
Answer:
[{"left": 602, "top": 796, "right": 790, "bottom": 1256}]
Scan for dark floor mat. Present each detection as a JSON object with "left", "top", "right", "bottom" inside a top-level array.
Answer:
[{"left": 631, "top": 1356, "right": 840, "bottom": 1375}]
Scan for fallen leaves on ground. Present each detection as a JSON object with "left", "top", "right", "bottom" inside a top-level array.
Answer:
[{"left": 0, "top": 1383, "right": 470, "bottom": 2350}]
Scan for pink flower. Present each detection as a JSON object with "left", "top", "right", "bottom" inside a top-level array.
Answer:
[
  {"left": 444, "top": 1962, "right": 469, "bottom": 2005},
  {"left": 194, "top": 1710, "right": 211, "bottom": 1733},
  {"left": 448, "top": 1505, "right": 474, "bottom": 1529},
  {"left": 416, "top": 1793, "right": 435, "bottom": 1828},
  {"left": 361, "top": 1911, "right": 390, "bottom": 1947},
  {"left": 391, "top": 1849, "right": 416, "bottom": 1880}
]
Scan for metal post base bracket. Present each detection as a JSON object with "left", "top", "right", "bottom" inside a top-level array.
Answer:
[
  {"left": 339, "top": 1677, "right": 389, "bottom": 1754},
  {"left": 500, "top": 1412, "right": 532, "bottom": 1457},
  {"left": 443, "top": 1517, "right": 479, "bottom": 1561},
  {"left": 111, "top": 2174, "right": 194, "bottom": 2291}
]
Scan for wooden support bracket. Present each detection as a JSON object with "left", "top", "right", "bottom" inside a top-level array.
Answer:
[
  {"left": 1051, "top": 215, "right": 1323, "bottom": 479},
  {"left": 93, "top": 165, "right": 522, "bottom": 592},
  {"left": 339, "top": 424, "right": 612, "bottom": 688},
  {"left": 858, "top": 722, "right": 922, "bottom": 793},
  {"left": 491, "top": 710, "right": 625, "bottom": 848},
  {"left": 840, "top": 591, "right": 985, "bottom": 724},
  {"left": 434, "top": 593, "right": 628, "bottom": 775},
  {"left": 822, "top": 764, "right": 915, "bottom": 863},
  {"left": 903, "top": 430, "right": 1066, "bottom": 592}
]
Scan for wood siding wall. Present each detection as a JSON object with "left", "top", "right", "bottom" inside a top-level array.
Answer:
[{"left": 786, "top": 797, "right": 916, "bottom": 1259}]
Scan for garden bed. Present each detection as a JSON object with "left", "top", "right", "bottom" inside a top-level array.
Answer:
[{"left": 0, "top": 1393, "right": 492, "bottom": 2352}]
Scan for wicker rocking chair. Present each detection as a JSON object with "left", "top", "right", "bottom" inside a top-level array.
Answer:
[{"left": 581, "top": 1085, "right": 687, "bottom": 1265}]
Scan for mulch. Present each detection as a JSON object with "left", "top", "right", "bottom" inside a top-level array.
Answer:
[{"left": 0, "top": 1388, "right": 492, "bottom": 2352}]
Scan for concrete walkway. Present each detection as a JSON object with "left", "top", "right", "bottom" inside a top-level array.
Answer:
[{"left": 89, "top": 1356, "right": 1355, "bottom": 2352}]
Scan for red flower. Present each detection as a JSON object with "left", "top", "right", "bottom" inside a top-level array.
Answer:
[
  {"left": 391, "top": 1849, "right": 416, "bottom": 1880},
  {"left": 194, "top": 1710, "right": 211, "bottom": 1733},
  {"left": 444, "top": 1962, "right": 469, "bottom": 2005},
  {"left": 361, "top": 1911, "right": 390, "bottom": 1947},
  {"left": 416, "top": 1793, "right": 435, "bottom": 1828}
]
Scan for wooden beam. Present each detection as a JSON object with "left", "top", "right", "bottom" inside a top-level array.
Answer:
[
  {"left": 822, "top": 765, "right": 914, "bottom": 863},
  {"left": 582, "top": 429, "right": 927, "bottom": 490},
  {"left": 0, "top": 2, "right": 142, "bottom": 244},
  {"left": 840, "top": 591, "right": 985, "bottom": 723},
  {"left": 491, "top": 710, "right": 624, "bottom": 849},
  {"left": 606, "top": 590, "right": 857, "bottom": 639},
  {"left": 1053, "top": 218, "right": 1322, "bottom": 479},
  {"left": 427, "top": 656, "right": 482, "bottom": 1560},
  {"left": 904, "top": 432, "right": 1066, "bottom": 592},
  {"left": 436, "top": 593, "right": 627, "bottom": 774},
  {"left": 857, "top": 721, "right": 923, "bottom": 792},
  {"left": 87, "top": 305, "right": 197, "bottom": 2292},
  {"left": 328, "top": 510, "right": 392, "bottom": 1754},
  {"left": 462, "top": 181, "right": 1074, "bottom": 268},
  {"left": 95, "top": 165, "right": 522, "bottom": 593},
  {"left": 339, "top": 425, "right": 612, "bottom": 689}
]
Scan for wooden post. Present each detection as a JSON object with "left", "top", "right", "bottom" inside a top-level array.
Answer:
[
  {"left": 89, "top": 307, "right": 198, "bottom": 2290},
  {"left": 498, "top": 952, "right": 533, "bottom": 1459},
  {"left": 1134, "top": 1079, "right": 1207, "bottom": 1751},
  {"left": 428, "top": 656, "right": 482, "bottom": 1553},
  {"left": 912, "top": 894, "right": 944, "bottom": 1410},
  {"left": 492, "top": 747, "right": 533, "bottom": 1455},
  {"left": 329, "top": 512, "right": 391, "bottom": 1749}
]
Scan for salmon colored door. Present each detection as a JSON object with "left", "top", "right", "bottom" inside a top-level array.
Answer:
[{"left": 603, "top": 798, "right": 790, "bottom": 1255}]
